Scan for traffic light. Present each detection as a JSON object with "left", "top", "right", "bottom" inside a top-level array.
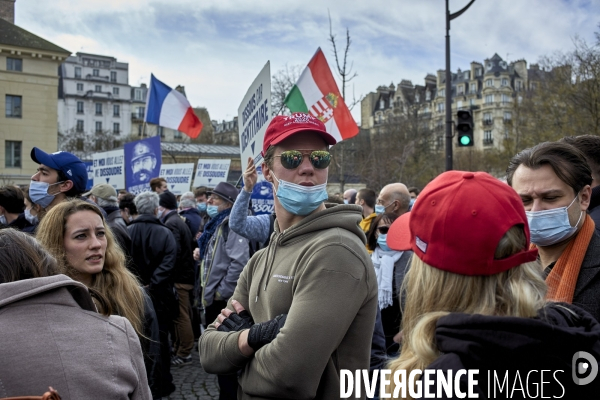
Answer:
[{"left": 456, "top": 110, "right": 474, "bottom": 147}]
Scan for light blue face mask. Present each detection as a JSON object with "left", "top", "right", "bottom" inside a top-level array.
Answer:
[
  {"left": 377, "top": 234, "right": 391, "bottom": 252},
  {"left": 29, "top": 180, "right": 62, "bottom": 209},
  {"left": 375, "top": 201, "right": 394, "bottom": 215},
  {"left": 272, "top": 173, "right": 328, "bottom": 216},
  {"left": 526, "top": 194, "right": 583, "bottom": 246},
  {"left": 24, "top": 208, "right": 39, "bottom": 225},
  {"left": 197, "top": 202, "right": 207, "bottom": 212},
  {"left": 206, "top": 204, "right": 219, "bottom": 218}
]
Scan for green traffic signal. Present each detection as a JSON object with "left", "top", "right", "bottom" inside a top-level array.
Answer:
[{"left": 460, "top": 135, "right": 472, "bottom": 146}]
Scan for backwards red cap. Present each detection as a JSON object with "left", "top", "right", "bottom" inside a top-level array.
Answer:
[
  {"left": 261, "top": 113, "right": 336, "bottom": 156},
  {"left": 387, "top": 171, "right": 538, "bottom": 276}
]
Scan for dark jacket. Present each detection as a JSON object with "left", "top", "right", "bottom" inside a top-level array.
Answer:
[
  {"left": 162, "top": 210, "right": 195, "bottom": 285},
  {"left": 7, "top": 213, "right": 35, "bottom": 233},
  {"left": 104, "top": 207, "right": 132, "bottom": 261},
  {"left": 545, "top": 231, "right": 600, "bottom": 322},
  {"left": 425, "top": 303, "right": 600, "bottom": 398},
  {"left": 588, "top": 185, "right": 600, "bottom": 234},
  {"left": 179, "top": 208, "right": 202, "bottom": 240},
  {"left": 127, "top": 214, "right": 177, "bottom": 318}
]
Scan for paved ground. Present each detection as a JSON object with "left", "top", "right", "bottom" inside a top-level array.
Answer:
[{"left": 168, "top": 350, "right": 220, "bottom": 400}]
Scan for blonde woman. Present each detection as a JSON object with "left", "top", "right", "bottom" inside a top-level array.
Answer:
[
  {"left": 385, "top": 171, "right": 600, "bottom": 399},
  {"left": 36, "top": 199, "right": 162, "bottom": 397}
]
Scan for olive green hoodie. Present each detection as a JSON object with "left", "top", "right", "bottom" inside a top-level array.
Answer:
[{"left": 200, "top": 204, "right": 378, "bottom": 399}]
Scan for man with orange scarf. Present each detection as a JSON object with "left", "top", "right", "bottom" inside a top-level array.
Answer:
[{"left": 507, "top": 141, "right": 600, "bottom": 322}]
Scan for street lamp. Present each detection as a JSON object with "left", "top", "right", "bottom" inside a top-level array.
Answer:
[{"left": 445, "top": 0, "right": 476, "bottom": 171}]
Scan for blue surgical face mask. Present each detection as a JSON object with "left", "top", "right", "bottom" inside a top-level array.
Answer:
[
  {"left": 526, "top": 194, "right": 583, "bottom": 246},
  {"left": 24, "top": 208, "right": 39, "bottom": 225},
  {"left": 0, "top": 215, "right": 6, "bottom": 225},
  {"left": 377, "top": 234, "right": 391, "bottom": 251},
  {"left": 272, "top": 173, "right": 328, "bottom": 216},
  {"left": 206, "top": 204, "right": 219, "bottom": 218},
  {"left": 197, "top": 202, "right": 207, "bottom": 212},
  {"left": 156, "top": 207, "right": 165, "bottom": 219},
  {"left": 343, "top": 199, "right": 349, "bottom": 205},
  {"left": 375, "top": 201, "right": 394, "bottom": 215},
  {"left": 29, "top": 181, "right": 62, "bottom": 209}
]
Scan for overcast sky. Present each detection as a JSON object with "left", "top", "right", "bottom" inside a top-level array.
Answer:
[{"left": 15, "top": 0, "right": 600, "bottom": 124}]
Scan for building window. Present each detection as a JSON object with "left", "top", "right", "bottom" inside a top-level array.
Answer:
[
  {"left": 113, "top": 87, "right": 119, "bottom": 95},
  {"left": 93, "top": 69, "right": 99, "bottom": 77},
  {"left": 95, "top": 103, "right": 102, "bottom": 115},
  {"left": 483, "top": 130, "right": 493, "bottom": 145},
  {"left": 5, "top": 141, "right": 22, "bottom": 168},
  {"left": 95, "top": 121, "right": 102, "bottom": 133},
  {"left": 95, "top": 85, "right": 101, "bottom": 92},
  {"left": 469, "top": 98, "right": 476, "bottom": 106},
  {"left": 158, "top": 126, "right": 164, "bottom": 138},
  {"left": 476, "top": 68, "right": 482, "bottom": 76},
  {"left": 501, "top": 94, "right": 510, "bottom": 104},
  {"left": 7, "top": 58, "right": 22, "bottom": 72},
  {"left": 113, "top": 104, "right": 120, "bottom": 117},
  {"left": 134, "top": 89, "right": 143, "bottom": 101},
  {"left": 457, "top": 85, "right": 464, "bottom": 95},
  {"left": 504, "top": 112, "right": 512, "bottom": 122},
  {"left": 457, "top": 100, "right": 463, "bottom": 109},
  {"left": 137, "top": 107, "right": 145, "bottom": 118},
  {"left": 501, "top": 78, "right": 509, "bottom": 86},
  {"left": 483, "top": 112, "right": 492, "bottom": 125},
  {"left": 113, "top": 122, "right": 120, "bottom": 134},
  {"left": 437, "top": 135, "right": 444, "bottom": 150},
  {"left": 76, "top": 138, "right": 84, "bottom": 151},
  {"left": 76, "top": 83, "right": 83, "bottom": 91},
  {"left": 415, "top": 94, "right": 420, "bottom": 103},
  {"left": 110, "top": 71, "right": 117, "bottom": 82},
  {"left": 485, "top": 79, "right": 493, "bottom": 87},
  {"left": 5, "top": 95, "right": 22, "bottom": 118},
  {"left": 74, "top": 67, "right": 81, "bottom": 78},
  {"left": 138, "top": 124, "right": 147, "bottom": 137},
  {"left": 464, "top": 71, "right": 469, "bottom": 79},
  {"left": 531, "top": 82, "right": 537, "bottom": 90},
  {"left": 174, "top": 130, "right": 183, "bottom": 139},
  {"left": 437, "top": 103, "right": 445, "bottom": 113},
  {"left": 470, "top": 83, "right": 477, "bottom": 93},
  {"left": 77, "top": 101, "right": 84, "bottom": 114},
  {"left": 438, "top": 89, "right": 445, "bottom": 97},
  {"left": 516, "top": 81, "right": 522, "bottom": 91},
  {"left": 76, "top": 120, "right": 84, "bottom": 132},
  {"left": 485, "top": 94, "right": 494, "bottom": 104}
]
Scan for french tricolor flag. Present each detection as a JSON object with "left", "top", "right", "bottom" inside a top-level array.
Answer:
[{"left": 144, "top": 74, "right": 203, "bottom": 139}]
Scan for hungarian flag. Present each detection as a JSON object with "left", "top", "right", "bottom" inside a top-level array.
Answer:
[
  {"left": 284, "top": 48, "right": 359, "bottom": 142},
  {"left": 145, "top": 74, "right": 203, "bottom": 139}
]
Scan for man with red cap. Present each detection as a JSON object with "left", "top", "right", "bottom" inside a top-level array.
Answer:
[{"left": 200, "top": 112, "right": 378, "bottom": 400}]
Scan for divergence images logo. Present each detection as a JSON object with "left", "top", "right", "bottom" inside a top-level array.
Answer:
[{"left": 572, "top": 351, "right": 598, "bottom": 385}]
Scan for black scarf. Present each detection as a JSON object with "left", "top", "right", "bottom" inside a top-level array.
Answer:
[{"left": 197, "top": 208, "right": 231, "bottom": 260}]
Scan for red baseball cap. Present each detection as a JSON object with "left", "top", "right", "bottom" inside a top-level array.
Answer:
[
  {"left": 387, "top": 171, "right": 538, "bottom": 276},
  {"left": 261, "top": 112, "right": 337, "bottom": 156}
]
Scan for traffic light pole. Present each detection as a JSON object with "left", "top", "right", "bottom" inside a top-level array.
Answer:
[{"left": 445, "top": 0, "right": 476, "bottom": 171}]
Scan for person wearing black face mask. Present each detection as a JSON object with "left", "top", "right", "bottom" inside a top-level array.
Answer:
[{"left": 507, "top": 141, "right": 600, "bottom": 323}]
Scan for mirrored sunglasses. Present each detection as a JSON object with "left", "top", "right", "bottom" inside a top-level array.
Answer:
[{"left": 275, "top": 150, "right": 332, "bottom": 170}]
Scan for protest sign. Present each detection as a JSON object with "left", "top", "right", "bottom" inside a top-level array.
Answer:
[
  {"left": 84, "top": 161, "right": 94, "bottom": 191},
  {"left": 92, "top": 149, "right": 125, "bottom": 189},
  {"left": 238, "top": 61, "right": 271, "bottom": 172},
  {"left": 193, "top": 159, "right": 231, "bottom": 189},
  {"left": 159, "top": 163, "right": 195, "bottom": 195},
  {"left": 124, "top": 136, "right": 162, "bottom": 194}
]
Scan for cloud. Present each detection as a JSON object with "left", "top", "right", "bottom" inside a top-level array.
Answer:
[{"left": 14, "top": 0, "right": 600, "bottom": 124}]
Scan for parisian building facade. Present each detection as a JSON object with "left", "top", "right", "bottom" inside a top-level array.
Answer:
[{"left": 361, "top": 54, "right": 537, "bottom": 152}]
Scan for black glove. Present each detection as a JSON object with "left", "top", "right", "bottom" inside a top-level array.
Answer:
[
  {"left": 217, "top": 310, "right": 254, "bottom": 332},
  {"left": 247, "top": 314, "right": 287, "bottom": 351}
]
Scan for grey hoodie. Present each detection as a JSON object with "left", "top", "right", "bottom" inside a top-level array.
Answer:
[
  {"left": 200, "top": 204, "right": 378, "bottom": 400},
  {"left": 0, "top": 275, "right": 151, "bottom": 399}
]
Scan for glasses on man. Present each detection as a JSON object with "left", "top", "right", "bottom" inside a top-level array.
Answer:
[{"left": 274, "top": 150, "right": 332, "bottom": 170}]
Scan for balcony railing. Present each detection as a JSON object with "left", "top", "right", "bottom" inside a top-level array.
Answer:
[
  {"left": 132, "top": 113, "right": 144, "bottom": 121},
  {"left": 483, "top": 138, "right": 494, "bottom": 146}
]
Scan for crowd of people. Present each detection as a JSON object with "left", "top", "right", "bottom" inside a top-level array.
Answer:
[{"left": 1, "top": 113, "right": 600, "bottom": 399}]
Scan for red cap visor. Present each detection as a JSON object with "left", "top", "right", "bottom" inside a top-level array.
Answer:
[{"left": 387, "top": 212, "right": 412, "bottom": 251}]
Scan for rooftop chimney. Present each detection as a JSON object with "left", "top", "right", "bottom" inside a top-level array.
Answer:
[{"left": 0, "top": 0, "right": 15, "bottom": 24}]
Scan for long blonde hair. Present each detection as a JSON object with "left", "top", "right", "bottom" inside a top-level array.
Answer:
[
  {"left": 36, "top": 199, "right": 145, "bottom": 337},
  {"left": 387, "top": 226, "right": 547, "bottom": 398}
]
